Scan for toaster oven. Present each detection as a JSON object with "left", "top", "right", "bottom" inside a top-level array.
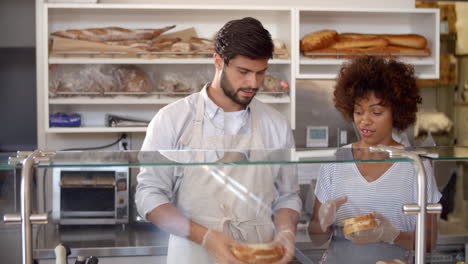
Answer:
[{"left": 52, "top": 166, "right": 129, "bottom": 225}]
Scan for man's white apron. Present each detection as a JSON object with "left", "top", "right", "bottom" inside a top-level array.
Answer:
[{"left": 166, "top": 88, "right": 277, "bottom": 263}]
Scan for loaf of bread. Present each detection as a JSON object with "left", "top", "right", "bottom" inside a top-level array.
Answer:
[
  {"left": 300, "top": 30, "right": 338, "bottom": 51},
  {"left": 342, "top": 214, "right": 378, "bottom": 236},
  {"left": 51, "top": 25, "right": 176, "bottom": 42},
  {"left": 231, "top": 243, "right": 285, "bottom": 263},
  {"left": 114, "top": 65, "right": 152, "bottom": 93}
]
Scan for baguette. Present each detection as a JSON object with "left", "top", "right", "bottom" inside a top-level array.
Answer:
[
  {"left": 300, "top": 30, "right": 338, "bottom": 51},
  {"left": 338, "top": 33, "right": 378, "bottom": 40},
  {"left": 338, "top": 33, "right": 427, "bottom": 49},
  {"left": 381, "top": 34, "right": 427, "bottom": 49},
  {"left": 231, "top": 243, "right": 285, "bottom": 263},
  {"left": 189, "top": 37, "right": 215, "bottom": 52},
  {"left": 51, "top": 25, "right": 176, "bottom": 42},
  {"left": 98, "top": 37, "right": 180, "bottom": 52},
  {"left": 303, "top": 46, "right": 430, "bottom": 58},
  {"left": 330, "top": 37, "right": 389, "bottom": 49},
  {"left": 342, "top": 214, "right": 378, "bottom": 236}
]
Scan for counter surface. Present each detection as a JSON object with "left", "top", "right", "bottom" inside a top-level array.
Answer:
[
  {"left": 34, "top": 221, "right": 468, "bottom": 261},
  {"left": 33, "top": 223, "right": 325, "bottom": 262}
]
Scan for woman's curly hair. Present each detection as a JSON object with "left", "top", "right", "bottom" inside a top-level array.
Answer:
[{"left": 333, "top": 55, "right": 422, "bottom": 131}]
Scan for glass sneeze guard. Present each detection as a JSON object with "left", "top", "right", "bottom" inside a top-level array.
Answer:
[{"left": 37, "top": 148, "right": 414, "bottom": 168}]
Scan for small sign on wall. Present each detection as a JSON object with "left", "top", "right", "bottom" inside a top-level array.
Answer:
[{"left": 306, "top": 126, "right": 328, "bottom": 147}]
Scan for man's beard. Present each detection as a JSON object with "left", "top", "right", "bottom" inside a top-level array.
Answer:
[{"left": 220, "top": 69, "right": 258, "bottom": 107}]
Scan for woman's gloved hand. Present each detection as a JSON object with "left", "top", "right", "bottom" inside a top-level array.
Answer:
[
  {"left": 203, "top": 229, "right": 245, "bottom": 264},
  {"left": 270, "top": 229, "right": 296, "bottom": 264},
  {"left": 374, "top": 212, "right": 400, "bottom": 244},
  {"left": 345, "top": 212, "right": 400, "bottom": 244},
  {"left": 319, "top": 196, "right": 348, "bottom": 232}
]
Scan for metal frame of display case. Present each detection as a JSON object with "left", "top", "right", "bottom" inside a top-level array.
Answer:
[
  {"left": 370, "top": 146, "right": 442, "bottom": 264},
  {"left": 4, "top": 147, "right": 442, "bottom": 264},
  {"left": 4, "top": 151, "right": 52, "bottom": 264}
]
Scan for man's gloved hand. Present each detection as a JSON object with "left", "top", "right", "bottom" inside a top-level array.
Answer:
[
  {"left": 203, "top": 229, "right": 244, "bottom": 264},
  {"left": 270, "top": 229, "right": 296, "bottom": 264},
  {"left": 318, "top": 196, "right": 348, "bottom": 232},
  {"left": 345, "top": 212, "right": 400, "bottom": 245}
]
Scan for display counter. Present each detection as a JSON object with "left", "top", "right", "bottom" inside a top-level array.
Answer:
[{"left": 2, "top": 147, "right": 468, "bottom": 264}]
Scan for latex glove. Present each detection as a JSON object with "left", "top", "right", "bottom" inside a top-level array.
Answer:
[
  {"left": 345, "top": 212, "right": 400, "bottom": 245},
  {"left": 203, "top": 230, "right": 245, "bottom": 264},
  {"left": 374, "top": 212, "right": 400, "bottom": 244},
  {"left": 318, "top": 196, "right": 348, "bottom": 232},
  {"left": 270, "top": 229, "right": 296, "bottom": 264}
]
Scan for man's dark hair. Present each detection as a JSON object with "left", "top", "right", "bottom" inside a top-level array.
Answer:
[{"left": 215, "top": 17, "right": 274, "bottom": 64}]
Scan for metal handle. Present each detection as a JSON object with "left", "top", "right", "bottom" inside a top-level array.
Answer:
[
  {"left": 4, "top": 214, "right": 21, "bottom": 224},
  {"left": 427, "top": 203, "right": 443, "bottom": 214},
  {"left": 4, "top": 213, "right": 49, "bottom": 225},
  {"left": 403, "top": 203, "right": 442, "bottom": 215}
]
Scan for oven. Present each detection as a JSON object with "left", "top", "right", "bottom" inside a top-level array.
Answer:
[{"left": 52, "top": 167, "right": 129, "bottom": 225}]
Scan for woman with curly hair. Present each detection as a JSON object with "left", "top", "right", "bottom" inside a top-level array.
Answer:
[{"left": 308, "top": 56, "right": 441, "bottom": 264}]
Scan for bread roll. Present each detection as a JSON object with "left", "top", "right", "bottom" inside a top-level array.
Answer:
[
  {"left": 342, "top": 214, "right": 378, "bottom": 236},
  {"left": 300, "top": 30, "right": 338, "bottom": 51},
  {"left": 231, "top": 243, "right": 285, "bottom": 263}
]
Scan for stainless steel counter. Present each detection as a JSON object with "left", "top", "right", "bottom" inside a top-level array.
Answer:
[
  {"left": 34, "top": 223, "right": 170, "bottom": 259},
  {"left": 33, "top": 221, "right": 468, "bottom": 261},
  {"left": 33, "top": 223, "right": 325, "bottom": 263}
]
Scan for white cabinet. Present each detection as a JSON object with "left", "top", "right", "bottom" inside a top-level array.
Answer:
[
  {"left": 296, "top": 8, "right": 440, "bottom": 79},
  {"left": 36, "top": 2, "right": 440, "bottom": 149},
  {"left": 40, "top": 3, "right": 295, "bottom": 139}
]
